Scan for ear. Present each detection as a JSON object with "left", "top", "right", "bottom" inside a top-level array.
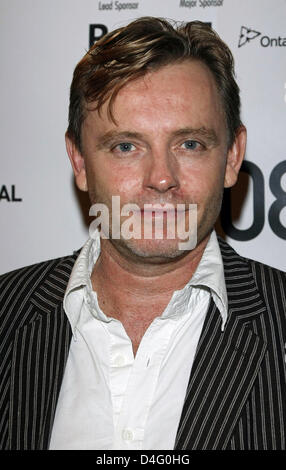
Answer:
[
  {"left": 224, "top": 125, "right": 247, "bottom": 188},
  {"left": 65, "top": 133, "right": 88, "bottom": 192}
]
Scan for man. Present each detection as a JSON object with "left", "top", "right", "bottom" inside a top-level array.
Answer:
[{"left": 0, "top": 17, "right": 285, "bottom": 450}]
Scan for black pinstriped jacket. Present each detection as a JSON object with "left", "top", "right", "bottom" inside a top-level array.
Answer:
[{"left": 0, "top": 237, "right": 285, "bottom": 450}]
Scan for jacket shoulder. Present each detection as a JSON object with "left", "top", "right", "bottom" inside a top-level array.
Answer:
[
  {"left": 0, "top": 251, "right": 79, "bottom": 291},
  {"left": 247, "top": 257, "right": 286, "bottom": 315},
  {"left": 218, "top": 235, "right": 286, "bottom": 320},
  {"left": 218, "top": 235, "right": 286, "bottom": 277},
  {"left": 0, "top": 251, "right": 79, "bottom": 326}
]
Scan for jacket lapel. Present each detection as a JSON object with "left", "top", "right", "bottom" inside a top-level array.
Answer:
[
  {"left": 174, "top": 238, "right": 268, "bottom": 450},
  {"left": 9, "top": 256, "right": 75, "bottom": 449}
]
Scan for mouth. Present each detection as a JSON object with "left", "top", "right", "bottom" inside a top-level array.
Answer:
[
  {"left": 140, "top": 208, "right": 187, "bottom": 216},
  {"left": 140, "top": 205, "right": 188, "bottom": 216}
]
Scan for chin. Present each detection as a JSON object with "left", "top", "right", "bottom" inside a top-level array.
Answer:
[{"left": 115, "top": 238, "right": 193, "bottom": 262}]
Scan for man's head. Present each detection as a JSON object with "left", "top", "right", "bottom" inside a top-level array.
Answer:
[
  {"left": 67, "top": 17, "right": 242, "bottom": 153},
  {"left": 66, "top": 17, "right": 246, "bottom": 263}
]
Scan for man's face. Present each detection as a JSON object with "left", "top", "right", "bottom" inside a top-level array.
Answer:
[{"left": 68, "top": 60, "right": 245, "bottom": 262}]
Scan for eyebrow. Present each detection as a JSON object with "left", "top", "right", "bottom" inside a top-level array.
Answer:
[
  {"left": 95, "top": 127, "right": 219, "bottom": 149},
  {"left": 172, "top": 127, "right": 220, "bottom": 146},
  {"left": 95, "top": 131, "right": 143, "bottom": 150}
]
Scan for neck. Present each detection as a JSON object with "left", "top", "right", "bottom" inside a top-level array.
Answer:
[{"left": 90, "top": 234, "right": 210, "bottom": 355}]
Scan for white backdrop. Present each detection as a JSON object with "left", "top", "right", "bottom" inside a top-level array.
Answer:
[{"left": 1, "top": 0, "right": 285, "bottom": 274}]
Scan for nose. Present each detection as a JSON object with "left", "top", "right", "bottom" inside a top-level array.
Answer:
[{"left": 143, "top": 149, "right": 180, "bottom": 193}]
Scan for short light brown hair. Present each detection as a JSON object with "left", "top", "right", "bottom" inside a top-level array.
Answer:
[{"left": 67, "top": 17, "right": 241, "bottom": 151}]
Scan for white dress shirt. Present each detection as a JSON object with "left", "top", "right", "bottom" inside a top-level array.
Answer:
[{"left": 49, "top": 230, "right": 228, "bottom": 450}]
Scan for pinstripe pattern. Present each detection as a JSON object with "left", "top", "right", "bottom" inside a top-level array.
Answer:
[
  {"left": 174, "top": 239, "right": 286, "bottom": 450},
  {"left": 0, "top": 239, "right": 285, "bottom": 449},
  {"left": 0, "top": 255, "right": 76, "bottom": 449}
]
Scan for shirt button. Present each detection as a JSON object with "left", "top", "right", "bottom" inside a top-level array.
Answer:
[
  {"left": 122, "top": 428, "right": 134, "bottom": 441},
  {"left": 114, "top": 355, "right": 126, "bottom": 366}
]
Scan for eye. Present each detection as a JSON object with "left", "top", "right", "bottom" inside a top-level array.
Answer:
[
  {"left": 181, "top": 140, "right": 200, "bottom": 150},
  {"left": 115, "top": 142, "right": 136, "bottom": 153}
]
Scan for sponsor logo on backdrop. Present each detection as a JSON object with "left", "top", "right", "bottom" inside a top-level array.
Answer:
[
  {"left": 221, "top": 160, "right": 286, "bottom": 241},
  {"left": 238, "top": 27, "right": 261, "bottom": 47},
  {"left": 238, "top": 26, "right": 286, "bottom": 48},
  {"left": 90, "top": 1, "right": 139, "bottom": 46},
  {"left": 98, "top": 1, "right": 139, "bottom": 11},
  {"left": 89, "top": 24, "right": 108, "bottom": 47},
  {"left": 0, "top": 185, "right": 22, "bottom": 202},
  {"left": 179, "top": 0, "right": 223, "bottom": 8}
]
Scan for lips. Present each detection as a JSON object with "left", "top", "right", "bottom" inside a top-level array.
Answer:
[
  {"left": 139, "top": 202, "right": 187, "bottom": 212},
  {"left": 138, "top": 207, "right": 188, "bottom": 223},
  {"left": 140, "top": 208, "right": 186, "bottom": 214}
]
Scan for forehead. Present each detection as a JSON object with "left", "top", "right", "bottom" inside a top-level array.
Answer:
[
  {"left": 83, "top": 60, "right": 225, "bottom": 138},
  {"left": 118, "top": 60, "right": 218, "bottom": 98}
]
